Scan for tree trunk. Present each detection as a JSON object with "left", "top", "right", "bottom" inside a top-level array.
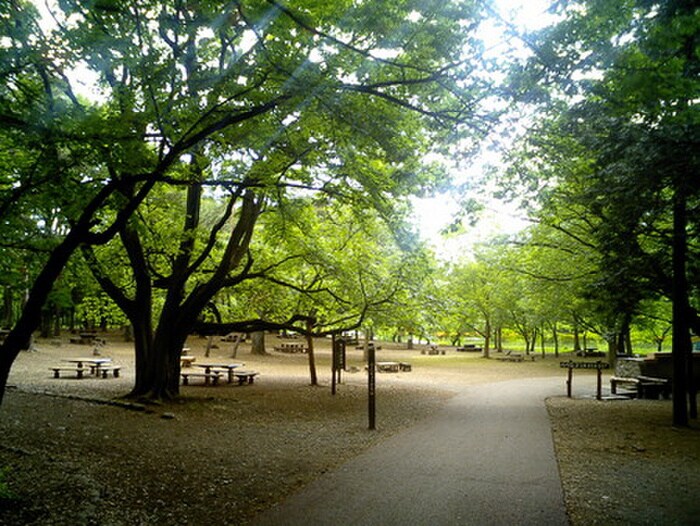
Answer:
[
  {"left": 540, "top": 324, "right": 546, "bottom": 358},
  {"left": 625, "top": 328, "right": 633, "bottom": 357},
  {"left": 230, "top": 336, "right": 242, "bottom": 358},
  {"left": 672, "top": 184, "right": 689, "bottom": 426},
  {"left": 251, "top": 331, "right": 266, "bottom": 355},
  {"left": 306, "top": 319, "right": 318, "bottom": 386},
  {"left": 0, "top": 233, "right": 84, "bottom": 405},
  {"left": 482, "top": 318, "right": 491, "bottom": 359},
  {"left": 2, "top": 287, "right": 12, "bottom": 328}
]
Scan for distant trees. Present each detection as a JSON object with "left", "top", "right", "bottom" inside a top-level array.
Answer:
[{"left": 504, "top": 0, "right": 699, "bottom": 424}]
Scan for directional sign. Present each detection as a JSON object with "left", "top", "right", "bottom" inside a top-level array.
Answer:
[{"left": 560, "top": 361, "right": 610, "bottom": 370}]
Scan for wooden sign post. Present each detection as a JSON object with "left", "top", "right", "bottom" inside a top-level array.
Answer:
[
  {"left": 331, "top": 335, "right": 346, "bottom": 396},
  {"left": 366, "top": 333, "right": 376, "bottom": 430},
  {"left": 560, "top": 360, "right": 611, "bottom": 400}
]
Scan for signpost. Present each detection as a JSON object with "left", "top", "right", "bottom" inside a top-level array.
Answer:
[
  {"left": 366, "top": 334, "right": 376, "bottom": 430},
  {"left": 560, "top": 360, "right": 611, "bottom": 400},
  {"left": 331, "top": 335, "right": 346, "bottom": 395}
]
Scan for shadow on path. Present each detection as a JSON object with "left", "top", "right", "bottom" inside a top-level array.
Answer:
[{"left": 252, "top": 376, "right": 582, "bottom": 525}]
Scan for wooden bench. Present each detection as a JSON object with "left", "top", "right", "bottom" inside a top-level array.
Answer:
[
  {"left": 232, "top": 371, "right": 259, "bottom": 385},
  {"left": 50, "top": 366, "right": 91, "bottom": 379},
  {"left": 274, "top": 343, "right": 306, "bottom": 353},
  {"left": 610, "top": 375, "right": 670, "bottom": 399},
  {"left": 498, "top": 351, "right": 524, "bottom": 362},
  {"left": 181, "top": 371, "right": 222, "bottom": 386},
  {"left": 180, "top": 356, "right": 196, "bottom": 367},
  {"left": 457, "top": 345, "right": 482, "bottom": 352},
  {"left": 377, "top": 362, "right": 400, "bottom": 373},
  {"left": 399, "top": 362, "right": 412, "bottom": 372},
  {"left": 97, "top": 365, "right": 122, "bottom": 378}
]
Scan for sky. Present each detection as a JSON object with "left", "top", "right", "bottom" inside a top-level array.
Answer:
[{"left": 411, "top": 0, "right": 556, "bottom": 260}]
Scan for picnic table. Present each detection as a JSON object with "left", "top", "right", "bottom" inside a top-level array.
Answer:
[
  {"left": 421, "top": 345, "right": 444, "bottom": 355},
  {"left": 52, "top": 357, "right": 121, "bottom": 378},
  {"left": 274, "top": 342, "right": 306, "bottom": 353},
  {"left": 575, "top": 348, "right": 605, "bottom": 358},
  {"left": 182, "top": 362, "right": 247, "bottom": 385},
  {"left": 377, "top": 361, "right": 400, "bottom": 373},
  {"left": 457, "top": 344, "right": 483, "bottom": 352},
  {"left": 376, "top": 361, "right": 412, "bottom": 373},
  {"left": 69, "top": 332, "right": 102, "bottom": 345}
]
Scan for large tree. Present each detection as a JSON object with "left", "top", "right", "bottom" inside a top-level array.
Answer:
[{"left": 1, "top": 0, "right": 494, "bottom": 401}]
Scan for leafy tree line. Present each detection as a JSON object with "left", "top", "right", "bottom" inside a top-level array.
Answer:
[{"left": 499, "top": 0, "right": 699, "bottom": 425}]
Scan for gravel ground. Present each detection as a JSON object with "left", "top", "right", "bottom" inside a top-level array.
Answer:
[
  {"left": 1, "top": 335, "right": 699, "bottom": 525},
  {"left": 548, "top": 397, "right": 700, "bottom": 526}
]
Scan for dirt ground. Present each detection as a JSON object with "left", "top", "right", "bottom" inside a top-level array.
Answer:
[{"left": 1, "top": 334, "right": 699, "bottom": 525}]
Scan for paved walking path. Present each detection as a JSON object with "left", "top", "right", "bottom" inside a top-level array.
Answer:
[{"left": 252, "top": 376, "right": 596, "bottom": 526}]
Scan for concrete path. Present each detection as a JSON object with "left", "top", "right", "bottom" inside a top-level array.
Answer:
[{"left": 252, "top": 376, "right": 589, "bottom": 526}]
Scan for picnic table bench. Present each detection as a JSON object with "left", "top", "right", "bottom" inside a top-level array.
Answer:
[
  {"left": 610, "top": 375, "right": 671, "bottom": 399},
  {"left": 50, "top": 366, "right": 91, "bottom": 379},
  {"left": 377, "top": 361, "right": 400, "bottom": 373},
  {"left": 95, "top": 365, "right": 122, "bottom": 378},
  {"left": 232, "top": 371, "right": 259, "bottom": 385},
  {"left": 498, "top": 351, "right": 524, "bottom": 362},
  {"left": 375, "top": 362, "right": 412, "bottom": 373},
  {"left": 69, "top": 332, "right": 104, "bottom": 345},
  {"left": 181, "top": 371, "right": 222, "bottom": 386},
  {"left": 421, "top": 345, "right": 444, "bottom": 355},
  {"left": 575, "top": 348, "right": 605, "bottom": 358},
  {"left": 274, "top": 342, "right": 306, "bottom": 353},
  {"left": 180, "top": 356, "right": 196, "bottom": 367},
  {"left": 457, "top": 344, "right": 483, "bottom": 352}
]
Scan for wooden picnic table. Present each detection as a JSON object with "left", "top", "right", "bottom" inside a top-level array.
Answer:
[
  {"left": 194, "top": 362, "right": 244, "bottom": 383},
  {"left": 69, "top": 332, "right": 102, "bottom": 345},
  {"left": 57, "top": 357, "right": 116, "bottom": 378},
  {"left": 63, "top": 357, "right": 111, "bottom": 370},
  {"left": 376, "top": 361, "right": 412, "bottom": 373},
  {"left": 274, "top": 342, "right": 306, "bottom": 353},
  {"left": 377, "top": 361, "right": 400, "bottom": 372},
  {"left": 457, "top": 344, "right": 483, "bottom": 352}
]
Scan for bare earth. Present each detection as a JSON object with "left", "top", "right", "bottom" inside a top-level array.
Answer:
[{"left": 1, "top": 334, "right": 699, "bottom": 525}]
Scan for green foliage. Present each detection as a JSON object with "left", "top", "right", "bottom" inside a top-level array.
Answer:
[{"left": 500, "top": 0, "right": 700, "bottom": 351}]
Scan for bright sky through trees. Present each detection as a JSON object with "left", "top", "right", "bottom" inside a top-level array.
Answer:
[
  {"left": 412, "top": 0, "right": 556, "bottom": 259},
  {"left": 30, "top": 0, "right": 553, "bottom": 259}
]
